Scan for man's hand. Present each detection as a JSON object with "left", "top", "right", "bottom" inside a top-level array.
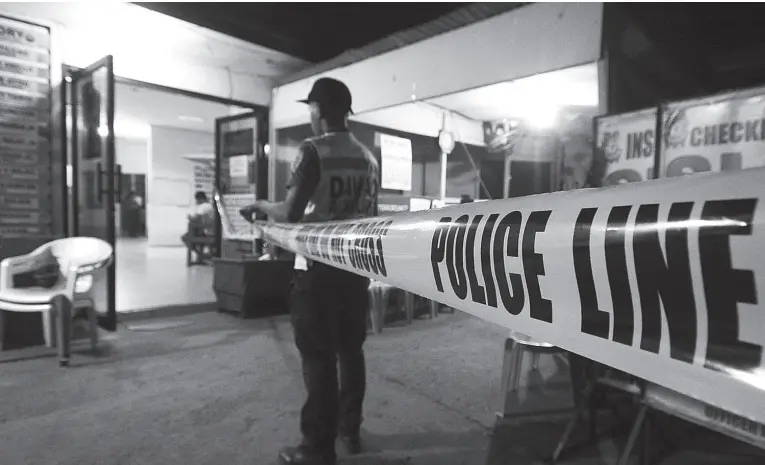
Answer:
[{"left": 239, "top": 202, "right": 261, "bottom": 223}]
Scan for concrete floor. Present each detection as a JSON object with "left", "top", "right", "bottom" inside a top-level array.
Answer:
[{"left": 0, "top": 311, "right": 762, "bottom": 465}]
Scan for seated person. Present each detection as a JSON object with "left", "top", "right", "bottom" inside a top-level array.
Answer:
[{"left": 181, "top": 191, "right": 215, "bottom": 259}]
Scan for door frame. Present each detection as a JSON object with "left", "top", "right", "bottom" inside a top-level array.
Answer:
[
  {"left": 63, "top": 55, "right": 118, "bottom": 330},
  {"left": 61, "top": 65, "right": 268, "bottom": 239},
  {"left": 213, "top": 111, "right": 269, "bottom": 256}
]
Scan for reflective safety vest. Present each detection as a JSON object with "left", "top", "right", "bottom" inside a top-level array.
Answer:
[{"left": 302, "top": 131, "right": 379, "bottom": 223}]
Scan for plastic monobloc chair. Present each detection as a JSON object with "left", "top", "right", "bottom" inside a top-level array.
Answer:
[{"left": 0, "top": 237, "right": 113, "bottom": 366}]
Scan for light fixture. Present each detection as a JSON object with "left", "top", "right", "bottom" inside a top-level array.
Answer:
[
  {"left": 264, "top": 144, "right": 271, "bottom": 156},
  {"left": 438, "top": 129, "right": 455, "bottom": 155},
  {"left": 178, "top": 115, "right": 205, "bottom": 123}
]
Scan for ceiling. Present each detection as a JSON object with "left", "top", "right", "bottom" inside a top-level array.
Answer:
[
  {"left": 427, "top": 63, "right": 599, "bottom": 122},
  {"left": 113, "top": 83, "right": 252, "bottom": 139},
  {"left": 136, "top": 2, "right": 472, "bottom": 63},
  {"left": 350, "top": 62, "right": 599, "bottom": 146}
]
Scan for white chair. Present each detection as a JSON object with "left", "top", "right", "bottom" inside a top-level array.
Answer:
[{"left": 0, "top": 237, "right": 113, "bottom": 366}]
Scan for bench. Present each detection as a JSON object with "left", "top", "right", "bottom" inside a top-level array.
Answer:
[{"left": 184, "top": 223, "right": 216, "bottom": 266}]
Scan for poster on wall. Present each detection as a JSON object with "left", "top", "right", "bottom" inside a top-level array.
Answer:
[
  {"left": 661, "top": 87, "right": 765, "bottom": 177},
  {"left": 0, "top": 16, "right": 52, "bottom": 239},
  {"left": 229, "top": 154, "right": 249, "bottom": 178},
  {"left": 192, "top": 163, "right": 215, "bottom": 199},
  {"left": 379, "top": 133, "right": 412, "bottom": 191},
  {"left": 596, "top": 107, "right": 657, "bottom": 186}
]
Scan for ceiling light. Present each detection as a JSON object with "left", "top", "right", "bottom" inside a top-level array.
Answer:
[{"left": 178, "top": 115, "right": 205, "bottom": 123}]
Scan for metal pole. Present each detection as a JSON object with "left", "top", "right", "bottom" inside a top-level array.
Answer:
[{"left": 439, "top": 151, "right": 447, "bottom": 201}]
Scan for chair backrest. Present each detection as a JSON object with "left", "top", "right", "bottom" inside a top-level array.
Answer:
[{"left": 47, "top": 237, "right": 113, "bottom": 273}]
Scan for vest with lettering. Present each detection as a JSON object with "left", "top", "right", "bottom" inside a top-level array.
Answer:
[{"left": 302, "top": 132, "right": 379, "bottom": 223}]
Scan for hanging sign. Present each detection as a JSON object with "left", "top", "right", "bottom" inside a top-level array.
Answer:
[
  {"left": 0, "top": 58, "right": 48, "bottom": 79},
  {"left": 0, "top": 195, "right": 39, "bottom": 210},
  {"left": 0, "top": 149, "right": 39, "bottom": 165},
  {"left": 0, "top": 88, "right": 47, "bottom": 109},
  {"left": 596, "top": 107, "right": 657, "bottom": 186},
  {"left": 250, "top": 167, "right": 765, "bottom": 426},
  {"left": 380, "top": 133, "right": 412, "bottom": 191},
  {"left": 0, "top": 16, "right": 51, "bottom": 49},
  {"left": 661, "top": 87, "right": 765, "bottom": 177},
  {"left": 0, "top": 166, "right": 43, "bottom": 181}
]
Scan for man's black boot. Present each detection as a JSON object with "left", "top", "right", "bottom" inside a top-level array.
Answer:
[{"left": 278, "top": 446, "right": 336, "bottom": 465}]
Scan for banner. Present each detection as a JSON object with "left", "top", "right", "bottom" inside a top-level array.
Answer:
[
  {"left": 662, "top": 87, "right": 765, "bottom": 178},
  {"left": 252, "top": 168, "right": 765, "bottom": 425},
  {"left": 596, "top": 108, "right": 657, "bottom": 186}
]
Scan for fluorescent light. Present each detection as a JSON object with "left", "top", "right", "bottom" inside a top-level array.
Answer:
[
  {"left": 114, "top": 119, "right": 150, "bottom": 139},
  {"left": 178, "top": 115, "right": 205, "bottom": 123}
]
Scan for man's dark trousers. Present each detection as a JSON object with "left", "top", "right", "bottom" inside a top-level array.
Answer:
[{"left": 290, "top": 262, "right": 369, "bottom": 457}]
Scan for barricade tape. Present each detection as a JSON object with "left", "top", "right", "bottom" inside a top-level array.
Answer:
[{"left": 248, "top": 168, "right": 765, "bottom": 426}]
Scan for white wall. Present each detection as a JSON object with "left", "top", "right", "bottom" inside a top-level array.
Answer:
[
  {"left": 116, "top": 138, "right": 148, "bottom": 175},
  {"left": 0, "top": 2, "right": 308, "bottom": 105},
  {"left": 272, "top": 3, "right": 603, "bottom": 129},
  {"left": 147, "top": 126, "right": 213, "bottom": 247},
  {"left": 350, "top": 102, "right": 485, "bottom": 147}
]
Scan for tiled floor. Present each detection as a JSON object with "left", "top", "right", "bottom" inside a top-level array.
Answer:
[{"left": 115, "top": 238, "right": 215, "bottom": 313}]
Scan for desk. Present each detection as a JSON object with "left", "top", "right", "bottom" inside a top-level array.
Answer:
[{"left": 213, "top": 258, "right": 292, "bottom": 318}]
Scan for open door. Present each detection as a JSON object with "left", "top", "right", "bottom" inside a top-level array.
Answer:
[
  {"left": 214, "top": 111, "right": 265, "bottom": 258},
  {"left": 65, "top": 56, "right": 118, "bottom": 331}
]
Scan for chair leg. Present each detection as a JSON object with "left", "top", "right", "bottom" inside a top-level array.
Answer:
[
  {"left": 369, "top": 289, "right": 382, "bottom": 334},
  {"left": 51, "top": 295, "right": 73, "bottom": 367},
  {"left": 404, "top": 292, "right": 414, "bottom": 325},
  {"left": 87, "top": 307, "right": 99, "bottom": 352},
  {"left": 617, "top": 404, "right": 648, "bottom": 465},
  {"left": 41, "top": 310, "right": 54, "bottom": 348}
]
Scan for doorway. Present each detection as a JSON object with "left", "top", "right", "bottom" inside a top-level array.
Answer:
[{"left": 64, "top": 57, "right": 261, "bottom": 318}]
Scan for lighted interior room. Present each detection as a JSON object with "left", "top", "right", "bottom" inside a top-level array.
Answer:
[{"left": 84, "top": 83, "right": 252, "bottom": 313}]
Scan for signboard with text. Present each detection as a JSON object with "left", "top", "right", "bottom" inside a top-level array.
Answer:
[
  {"left": 661, "top": 87, "right": 765, "bottom": 178},
  {"left": 380, "top": 133, "right": 412, "bottom": 191},
  {"left": 0, "top": 15, "right": 52, "bottom": 239},
  {"left": 596, "top": 108, "right": 657, "bottom": 186}
]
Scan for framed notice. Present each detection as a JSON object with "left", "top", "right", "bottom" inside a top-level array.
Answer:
[
  {"left": 379, "top": 133, "right": 412, "bottom": 191},
  {"left": 0, "top": 15, "right": 52, "bottom": 238},
  {"left": 660, "top": 86, "right": 765, "bottom": 178},
  {"left": 595, "top": 108, "right": 657, "bottom": 186}
]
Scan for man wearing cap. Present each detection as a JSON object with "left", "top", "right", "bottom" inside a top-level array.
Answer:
[{"left": 241, "top": 77, "right": 379, "bottom": 465}]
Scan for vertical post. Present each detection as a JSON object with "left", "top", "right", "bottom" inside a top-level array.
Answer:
[
  {"left": 503, "top": 151, "right": 511, "bottom": 199},
  {"left": 439, "top": 151, "right": 447, "bottom": 201},
  {"left": 51, "top": 294, "right": 72, "bottom": 367}
]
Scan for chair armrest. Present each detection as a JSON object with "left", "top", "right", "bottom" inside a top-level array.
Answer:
[{"left": 0, "top": 252, "right": 37, "bottom": 292}]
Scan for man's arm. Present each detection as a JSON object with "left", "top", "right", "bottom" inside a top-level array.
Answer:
[{"left": 242, "top": 141, "right": 320, "bottom": 223}]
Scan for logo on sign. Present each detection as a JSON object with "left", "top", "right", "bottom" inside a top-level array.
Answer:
[
  {"left": 664, "top": 110, "right": 690, "bottom": 148},
  {"left": 601, "top": 130, "right": 622, "bottom": 163}
]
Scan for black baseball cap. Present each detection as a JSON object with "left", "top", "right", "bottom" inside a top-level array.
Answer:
[{"left": 298, "top": 77, "right": 353, "bottom": 114}]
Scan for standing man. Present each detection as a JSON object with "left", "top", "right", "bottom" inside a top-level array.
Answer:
[{"left": 241, "top": 77, "right": 379, "bottom": 465}]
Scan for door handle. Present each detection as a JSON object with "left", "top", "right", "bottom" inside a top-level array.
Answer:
[
  {"left": 115, "top": 164, "right": 123, "bottom": 201},
  {"left": 95, "top": 163, "right": 121, "bottom": 204},
  {"left": 96, "top": 162, "right": 104, "bottom": 205}
]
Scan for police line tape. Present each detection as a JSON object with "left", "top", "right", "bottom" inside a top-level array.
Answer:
[{"left": 251, "top": 167, "right": 765, "bottom": 426}]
